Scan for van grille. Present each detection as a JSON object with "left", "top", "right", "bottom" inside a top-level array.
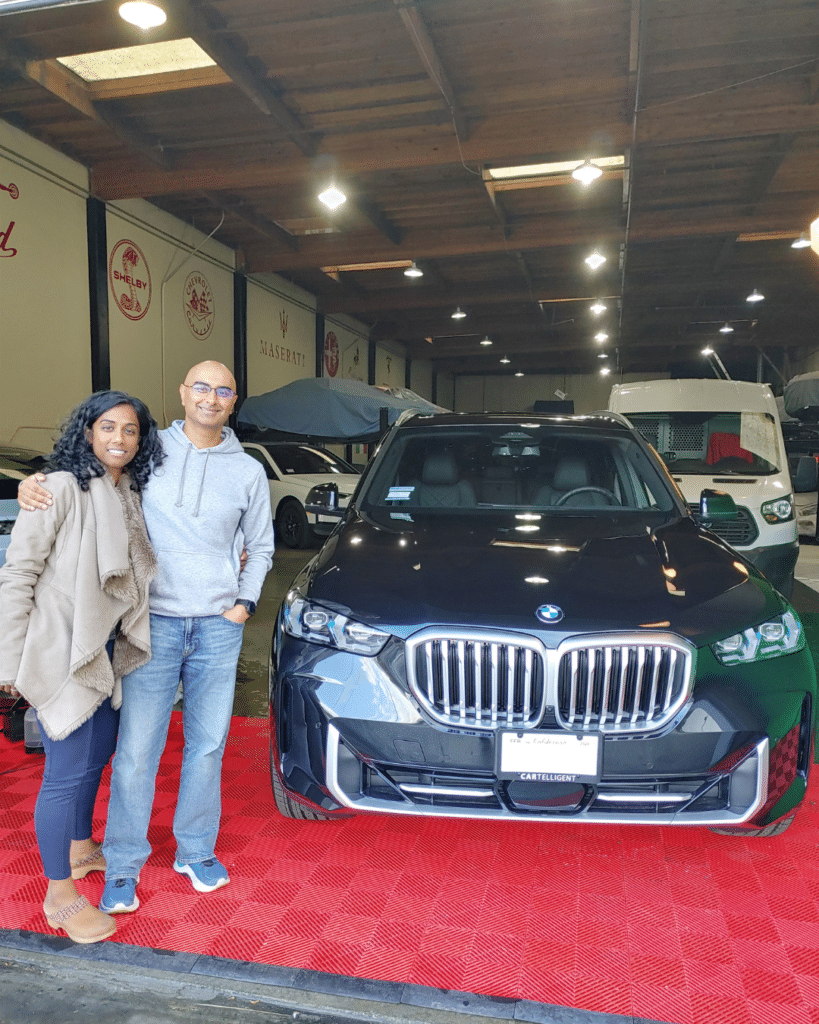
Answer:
[{"left": 688, "top": 503, "right": 758, "bottom": 547}]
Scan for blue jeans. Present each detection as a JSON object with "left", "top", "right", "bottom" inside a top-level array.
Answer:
[
  {"left": 103, "top": 614, "right": 244, "bottom": 879},
  {"left": 36, "top": 697, "right": 119, "bottom": 880}
]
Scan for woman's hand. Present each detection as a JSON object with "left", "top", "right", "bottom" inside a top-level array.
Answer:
[{"left": 18, "top": 473, "right": 52, "bottom": 512}]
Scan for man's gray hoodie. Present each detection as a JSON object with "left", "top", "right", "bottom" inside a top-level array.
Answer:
[{"left": 142, "top": 421, "right": 274, "bottom": 617}]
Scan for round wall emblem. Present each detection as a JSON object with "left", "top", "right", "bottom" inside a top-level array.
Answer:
[
  {"left": 324, "top": 331, "right": 339, "bottom": 377},
  {"left": 109, "top": 239, "right": 151, "bottom": 321},
  {"left": 184, "top": 271, "right": 215, "bottom": 339},
  {"left": 536, "top": 604, "right": 564, "bottom": 623}
]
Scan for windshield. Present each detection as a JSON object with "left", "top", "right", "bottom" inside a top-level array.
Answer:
[
  {"left": 359, "top": 423, "right": 679, "bottom": 518},
  {"left": 625, "top": 411, "right": 781, "bottom": 475},
  {"left": 267, "top": 445, "right": 357, "bottom": 475}
]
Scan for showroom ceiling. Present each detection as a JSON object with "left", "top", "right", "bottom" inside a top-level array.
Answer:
[{"left": 2, "top": 0, "right": 819, "bottom": 381}]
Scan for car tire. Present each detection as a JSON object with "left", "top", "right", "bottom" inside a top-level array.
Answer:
[
  {"left": 275, "top": 499, "right": 313, "bottom": 549},
  {"left": 709, "top": 811, "right": 796, "bottom": 837},
  {"left": 269, "top": 735, "right": 335, "bottom": 821}
]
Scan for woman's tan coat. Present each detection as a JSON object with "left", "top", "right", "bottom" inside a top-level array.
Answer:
[{"left": 0, "top": 471, "right": 156, "bottom": 740}]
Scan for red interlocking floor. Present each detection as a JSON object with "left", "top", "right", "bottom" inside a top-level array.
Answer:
[{"left": 3, "top": 713, "right": 819, "bottom": 1024}]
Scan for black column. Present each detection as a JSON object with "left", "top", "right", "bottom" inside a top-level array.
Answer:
[
  {"left": 405, "top": 357, "right": 412, "bottom": 389},
  {"left": 315, "top": 311, "right": 324, "bottom": 378},
  {"left": 86, "top": 197, "right": 109, "bottom": 392},
  {"left": 232, "top": 271, "right": 248, "bottom": 433},
  {"left": 368, "top": 339, "right": 376, "bottom": 385}
]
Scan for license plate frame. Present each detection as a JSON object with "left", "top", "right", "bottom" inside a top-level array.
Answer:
[{"left": 496, "top": 730, "right": 601, "bottom": 783}]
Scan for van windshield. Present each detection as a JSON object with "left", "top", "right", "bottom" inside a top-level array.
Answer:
[{"left": 625, "top": 411, "right": 781, "bottom": 475}]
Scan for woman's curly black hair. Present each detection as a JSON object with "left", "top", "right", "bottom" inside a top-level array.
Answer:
[{"left": 48, "top": 390, "right": 165, "bottom": 492}]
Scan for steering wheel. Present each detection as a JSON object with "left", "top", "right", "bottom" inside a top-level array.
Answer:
[{"left": 555, "top": 486, "right": 620, "bottom": 506}]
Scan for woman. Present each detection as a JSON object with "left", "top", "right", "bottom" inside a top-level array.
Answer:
[{"left": 0, "top": 391, "right": 162, "bottom": 944}]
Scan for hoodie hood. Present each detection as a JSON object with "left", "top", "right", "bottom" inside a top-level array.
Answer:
[{"left": 165, "top": 420, "right": 244, "bottom": 517}]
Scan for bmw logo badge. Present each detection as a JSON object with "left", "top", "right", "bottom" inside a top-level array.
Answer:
[{"left": 536, "top": 604, "right": 564, "bottom": 624}]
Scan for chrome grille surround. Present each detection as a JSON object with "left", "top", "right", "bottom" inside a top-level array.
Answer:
[
  {"left": 406, "top": 627, "right": 695, "bottom": 735},
  {"left": 555, "top": 633, "right": 695, "bottom": 734},
  {"left": 406, "top": 628, "right": 547, "bottom": 731}
]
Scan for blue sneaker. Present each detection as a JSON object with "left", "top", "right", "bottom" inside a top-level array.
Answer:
[
  {"left": 99, "top": 876, "right": 139, "bottom": 914},
  {"left": 173, "top": 858, "right": 229, "bottom": 893}
]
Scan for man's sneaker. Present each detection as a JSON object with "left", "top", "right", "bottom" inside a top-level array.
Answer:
[
  {"left": 99, "top": 877, "right": 139, "bottom": 914},
  {"left": 173, "top": 858, "right": 229, "bottom": 893}
]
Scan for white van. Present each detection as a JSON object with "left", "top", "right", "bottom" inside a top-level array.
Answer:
[{"left": 609, "top": 379, "right": 798, "bottom": 597}]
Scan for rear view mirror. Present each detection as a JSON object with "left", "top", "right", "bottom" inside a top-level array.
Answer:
[
  {"left": 306, "top": 482, "right": 343, "bottom": 517},
  {"left": 698, "top": 488, "right": 738, "bottom": 522},
  {"left": 792, "top": 456, "right": 819, "bottom": 494}
]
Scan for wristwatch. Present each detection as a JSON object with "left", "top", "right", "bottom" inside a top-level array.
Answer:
[{"left": 235, "top": 599, "right": 257, "bottom": 616}]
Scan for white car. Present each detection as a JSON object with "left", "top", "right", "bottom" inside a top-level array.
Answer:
[
  {"left": 241, "top": 441, "right": 360, "bottom": 548},
  {"left": 0, "top": 447, "right": 50, "bottom": 567}
]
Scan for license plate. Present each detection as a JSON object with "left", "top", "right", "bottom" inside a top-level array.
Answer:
[{"left": 496, "top": 730, "right": 601, "bottom": 783}]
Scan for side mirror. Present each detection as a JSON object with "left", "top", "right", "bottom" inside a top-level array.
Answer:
[
  {"left": 306, "top": 482, "right": 344, "bottom": 518},
  {"left": 792, "top": 456, "right": 819, "bottom": 494},
  {"left": 698, "top": 488, "right": 738, "bottom": 522}
]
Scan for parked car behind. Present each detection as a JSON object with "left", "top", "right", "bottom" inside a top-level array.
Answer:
[
  {"left": 0, "top": 446, "right": 49, "bottom": 567},
  {"left": 241, "top": 441, "right": 360, "bottom": 548},
  {"left": 269, "top": 411, "right": 815, "bottom": 836}
]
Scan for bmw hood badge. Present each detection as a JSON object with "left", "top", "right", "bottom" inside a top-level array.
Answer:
[{"left": 536, "top": 604, "right": 564, "bottom": 623}]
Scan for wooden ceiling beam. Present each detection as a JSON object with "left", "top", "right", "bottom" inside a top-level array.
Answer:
[
  {"left": 201, "top": 191, "right": 299, "bottom": 252},
  {"left": 173, "top": 0, "right": 321, "bottom": 158},
  {"left": 393, "top": 0, "right": 469, "bottom": 141}
]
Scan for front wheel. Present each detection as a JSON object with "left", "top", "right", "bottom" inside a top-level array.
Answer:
[
  {"left": 275, "top": 499, "right": 313, "bottom": 549},
  {"left": 269, "top": 731, "right": 335, "bottom": 821}
]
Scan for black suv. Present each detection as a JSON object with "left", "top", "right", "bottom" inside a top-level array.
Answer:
[{"left": 269, "top": 412, "right": 815, "bottom": 835}]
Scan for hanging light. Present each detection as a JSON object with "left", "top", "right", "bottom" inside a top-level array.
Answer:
[
  {"left": 746, "top": 288, "right": 764, "bottom": 303},
  {"left": 515, "top": 372, "right": 524, "bottom": 377},
  {"left": 119, "top": 1, "right": 167, "bottom": 28},
  {"left": 585, "top": 251, "right": 606, "bottom": 270},
  {"left": 451, "top": 306, "right": 466, "bottom": 319},
  {"left": 719, "top": 323, "right": 734, "bottom": 334},
  {"left": 792, "top": 233, "right": 811, "bottom": 249},
  {"left": 594, "top": 331, "right": 609, "bottom": 343},
  {"left": 499, "top": 356, "right": 511, "bottom": 364},
  {"left": 599, "top": 366, "right": 611, "bottom": 376},
  {"left": 598, "top": 351, "right": 609, "bottom": 359},
  {"left": 404, "top": 261, "right": 423, "bottom": 277},
  {"left": 571, "top": 160, "right": 603, "bottom": 186},
  {"left": 590, "top": 301, "right": 607, "bottom": 315},
  {"left": 318, "top": 185, "right": 347, "bottom": 210},
  {"left": 480, "top": 336, "right": 493, "bottom": 346},
  {"left": 702, "top": 346, "right": 715, "bottom": 356}
]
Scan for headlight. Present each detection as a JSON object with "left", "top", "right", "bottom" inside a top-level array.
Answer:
[
  {"left": 761, "top": 494, "right": 793, "bottom": 523},
  {"left": 282, "top": 587, "right": 389, "bottom": 656},
  {"left": 712, "top": 610, "right": 804, "bottom": 665}
]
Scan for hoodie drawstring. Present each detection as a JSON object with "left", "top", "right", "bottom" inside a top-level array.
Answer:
[
  {"left": 193, "top": 451, "right": 209, "bottom": 517},
  {"left": 174, "top": 444, "right": 209, "bottom": 517}
]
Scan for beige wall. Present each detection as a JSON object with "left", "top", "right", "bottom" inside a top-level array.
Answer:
[
  {"left": 0, "top": 120, "right": 91, "bottom": 451},
  {"left": 409, "top": 359, "right": 433, "bottom": 402},
  {"left": 247, "top": 274, "right": 315, "bottom": 394},
  {"left": 106, "top": 200, "right": 235, "bottom": 429},
  {"left": 454, "top": 371, "right": 670, "bottom": 414},
  {"left": 375, "top": 342, "right": 406, "bottom": 390},
  {"left": 325, "top": 315, "right": 369, "bottom": 381}
]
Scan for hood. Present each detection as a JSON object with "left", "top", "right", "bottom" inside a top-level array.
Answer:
[
  {"left": 305, "top": 511, "right": 780, "bottom": 647},
  {"left": 164, "top": 420, "right": 245, "bottom": 517},
  {"left": 166, "top": 420, "right": 244, "bottom": 455}
]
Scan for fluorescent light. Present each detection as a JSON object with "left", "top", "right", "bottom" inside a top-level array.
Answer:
[
  {"left": 451, "top": 307, "right": 466, "bottom": 319},
  {"left": 585, "top": 251, "right": 606, "bottom": 270},
  {"left": 719, "top": 323, "right": 734, "bottom": 334},
  {"left": 318, "top": 186, "right": 347, "bottom": 210},
  {"left": 571, "top": 160, "right": 603, "bottom": 185},
  {"left": 480, "top": 336, "right": 493, "bottom": 346},
  {"left": 590, "top": 301, "right": 607, "bottom": 315},
  {"left": 487, "top": 155, "right": 624, "bottom": 180},
  {"left": 746, "top": 288, "right": 764, "bottom": 302},
  {"left": 404, "top": 261, "right": 423, "bottom": 278},
  {"left": 119, "top": 1, "right": 166, "bottom": 29}
]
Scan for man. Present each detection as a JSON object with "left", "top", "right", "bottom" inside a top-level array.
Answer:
[{"left": 19, "top": 361, "right": 274, "bottom": 914}]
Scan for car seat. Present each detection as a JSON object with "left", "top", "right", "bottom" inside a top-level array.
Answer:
[{"left": 409, "top": 453, "right": 477, "bottom": 507}]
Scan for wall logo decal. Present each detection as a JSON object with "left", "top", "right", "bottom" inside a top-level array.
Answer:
[
  {"left": 0, "top": 182, "right": 19, "bottom": 199},
  {"left": 109, "top": 240, "right": 151, "bottom": 320},
  {"left": 324, "top": 331, "right": 339, "bottom": 377},
  {"left": 184, "top": 271, "right": 214, "bottom": 339},
  {"left": 1, "top": 180, "right": 20, "bottom": 259}
]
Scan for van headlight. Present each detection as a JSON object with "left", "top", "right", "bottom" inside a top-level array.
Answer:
[
  {"left": 282, "top": 587, "right": 389, "bottom": 656},
  {"left": 712, "top": 610, "right": 804, "bottom": 665},
  {"left": 761, "top": 494, "right": 793, "bottom": 523}
]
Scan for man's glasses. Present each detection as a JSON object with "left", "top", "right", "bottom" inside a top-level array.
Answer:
[{"left": 183, "top": 382, "right": 236, "bottom": 400}]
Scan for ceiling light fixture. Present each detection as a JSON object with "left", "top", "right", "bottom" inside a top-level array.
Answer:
[
  {"left": 746, "top": 287, "right": 764, "bottom": 303},
  {"left": 451, "top": 306, "right": 466, "bottom": 319},
  {"left": 600, "top": 366, "right": 611, "bottom": 376},
  {"left": 500, "top": 357, "right": 510, "bottom": 364},
  {"left": 792, "top": 233, "right": 811, "bottom": 249},
  {"left": 719, "top": 322, "right": 734, "bottom": 334},
  {"left": 598, "top": 351, "right": 609, "bottom": 359},
  {"left": 594, "top": 331, "right": 609, "bottom": 343},
  {"left": 118, "top": 1, "right": 167, "bottom": 29},
  {"left": 702, "top": 346, "right": 714, "bottom": 356},
  {"left": 585, "top": 251, "right": 606, "bottom": 270},
  {"left": 590, "top": 301, "right": 607, "bottom": 315},
  {"left": 480, "top": 336, "right": 493, "bottom": 346},
  {"left": 515, "top": 372, "right": 524, "bottom": 377},
  {"left": 404, "top": 261, "right": 423, "bottom": 277},
  {"left": 318, "top": 185, "right": 347, "bottom": 211},
  {"left": 571, "top": 160, "right": 603, "bottom": 186}
]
